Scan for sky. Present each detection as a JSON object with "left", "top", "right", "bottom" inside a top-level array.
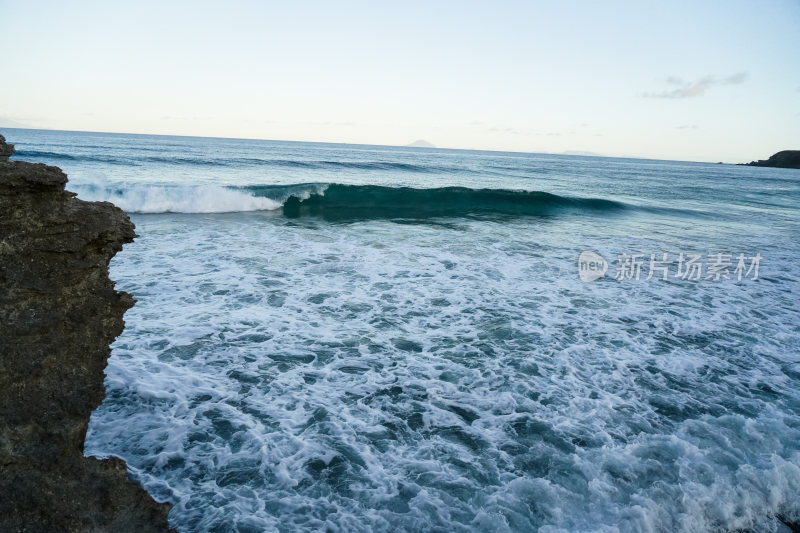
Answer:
[{"left": 0, "top": 0, "right": 798, "bottom": 162}]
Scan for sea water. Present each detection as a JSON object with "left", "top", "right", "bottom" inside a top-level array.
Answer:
[{"left": 6, "top": 128, "right": 800, "bottom": 532}]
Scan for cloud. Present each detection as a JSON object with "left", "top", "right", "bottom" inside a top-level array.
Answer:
[
  {"left": 644, "top": 72, "right": 748, "bottom": 98},
  {"left": 719, "top": 72, "right": 746, "bottom": 85}
]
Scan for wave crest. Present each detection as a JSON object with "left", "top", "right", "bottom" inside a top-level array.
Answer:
[
  {"left": 70, "top": 183, "right": 284, "bottom": 214},
  {"left": 68, "top": 181, "right": 632, "bottom": 218},
  {"left": 280, "top": 184, "right": 628, "bottom": 220}
]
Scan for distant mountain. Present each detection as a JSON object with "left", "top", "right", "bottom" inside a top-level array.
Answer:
[
  {"left": 741, "top": 150, "right": 800, "bottom": 169},
  {"left": 405, "top": 139, "right": 435, "bottom": 148},
  {"left": 0, "top": 118, "right": 30, "bottom": 128},
  {"left": 562, "top": 150, "right": 603, "bottom": 157}
]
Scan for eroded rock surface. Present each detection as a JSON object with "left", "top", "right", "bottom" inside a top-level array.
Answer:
[{"left": 0, "top": 133, "right": 173, "bottom": 532}]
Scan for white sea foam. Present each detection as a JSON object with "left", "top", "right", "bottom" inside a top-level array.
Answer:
[
  {"left": 40, "top": 128, "right": 797, "bottom": 532},
  {"left": 85, "top": 212, "right": 800, "bottom": 532},
  {"left": 70, "top": 182, "right": 283, "bottom": 213}
]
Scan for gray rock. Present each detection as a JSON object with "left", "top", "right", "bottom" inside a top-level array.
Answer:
[
  {"left": 0, "top": 146, "right": 173, "bottom": 531},
  {"left": 0, "top": 133, "right": 14, "bottom": 160}
]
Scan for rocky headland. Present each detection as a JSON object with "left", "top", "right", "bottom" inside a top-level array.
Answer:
[
  {"left": 741, "top": 150, "right": 800, "bottom": 169},
  {"left": 0, "top": 133, "right": 173, "bottom": 532}
]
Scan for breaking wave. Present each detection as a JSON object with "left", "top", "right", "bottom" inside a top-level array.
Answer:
[
  {"left": 70, "top": 182, "right": 284, "bottom": 214},
  {"left": 70, "top": 181, "right": 637, "bottom": 218}
]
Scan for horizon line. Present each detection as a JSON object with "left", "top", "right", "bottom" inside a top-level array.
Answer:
[{"left": 0, "top": 125, "right": 755, "bottom": 166}]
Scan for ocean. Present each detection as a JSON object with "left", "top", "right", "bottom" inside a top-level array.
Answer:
[{"left": 6, "top": 128, "right": 800, "bottom": 532}]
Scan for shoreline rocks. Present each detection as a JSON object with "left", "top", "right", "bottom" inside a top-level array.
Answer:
[{"left": 0, "top": 133, "right": 173, "bottom": 532}]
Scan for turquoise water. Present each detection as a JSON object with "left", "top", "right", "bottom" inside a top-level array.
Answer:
[{"left": 6, "top": 128, "right": 800, "bottom": 532}]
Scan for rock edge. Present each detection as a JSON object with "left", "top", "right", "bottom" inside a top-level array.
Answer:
[{"left": 0, "top": 133, "right": 173, "bottom": 532}]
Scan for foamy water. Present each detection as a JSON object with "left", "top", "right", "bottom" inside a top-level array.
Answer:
[{"left": 7, "top": 128, "right": 800, "bottom": 532}]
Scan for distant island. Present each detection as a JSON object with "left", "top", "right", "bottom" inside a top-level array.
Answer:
[
  {"left": 405, "top": 139, "right": 435, "bottom": 148},
  {"left": 741, "top": 150, "right": 800, "bottom": 169}
]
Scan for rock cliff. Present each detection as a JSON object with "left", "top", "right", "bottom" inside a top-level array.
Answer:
[
  {"left": 742, "top": 150, "right": 800, "bottom": 169},
  {"left": 0, "top": 133, "right": 173, "bottom": 532}
]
